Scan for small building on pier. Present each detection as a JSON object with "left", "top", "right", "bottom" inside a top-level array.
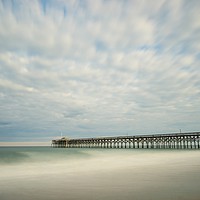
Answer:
[{"left": 51, "top": 137, "right": 69, "bottom": 148}]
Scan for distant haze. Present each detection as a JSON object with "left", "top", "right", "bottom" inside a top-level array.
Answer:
[
  {"left": 0, "top": 0, "right": 200, "bottom": 142},
  {"left": 0, "top": 142, "right": 50, "bottom": 146}
]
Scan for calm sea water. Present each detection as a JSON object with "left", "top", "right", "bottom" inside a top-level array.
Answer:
[{"left": 0, "top": 147, "right": 200, "bottom": 200}]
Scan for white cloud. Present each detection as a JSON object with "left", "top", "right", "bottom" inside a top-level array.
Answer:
[
  {"left": 0, "top": 78, "right": 36, "bottom": 92},
  {"left": 0, "top": 0, "right": 200, "bottom": 141}
]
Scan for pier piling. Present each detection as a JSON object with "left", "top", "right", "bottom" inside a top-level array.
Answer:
[{"left": 52, "top": 132, "right": 200, "bottom": 149}]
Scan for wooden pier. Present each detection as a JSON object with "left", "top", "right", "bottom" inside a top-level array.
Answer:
[{"left": 51, "top": 132, "right": 200, "bottom": 149}]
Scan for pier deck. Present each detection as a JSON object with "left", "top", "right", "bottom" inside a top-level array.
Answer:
[{"left": 52, "top": 132, "right": 200, "bottom": 149}]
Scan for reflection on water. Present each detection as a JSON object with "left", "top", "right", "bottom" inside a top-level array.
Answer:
[{"left": 0, "top": 147, "right": 200, "bottom": 200}]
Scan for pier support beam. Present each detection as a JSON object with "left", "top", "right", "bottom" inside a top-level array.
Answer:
[{"left": 52, "top": 132, "right": 200, "bottom": 149}]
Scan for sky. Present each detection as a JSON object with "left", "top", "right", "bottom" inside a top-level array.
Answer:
[{"left": 0, "top": 0, "right": 200, "bottom": 143}]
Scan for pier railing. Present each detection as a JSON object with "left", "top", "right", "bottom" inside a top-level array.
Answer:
[{"left": 51, "top": 132, "right": 200, "bottom": 149}]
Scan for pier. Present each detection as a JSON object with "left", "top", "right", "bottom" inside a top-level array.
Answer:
[{"left": 52, "top": 132, "right": 200, "bottom": 149}]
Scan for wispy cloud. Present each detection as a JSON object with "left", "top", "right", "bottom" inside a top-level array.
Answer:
[{"left": 0, "top": 0, "right": 200, "bottom": 141}]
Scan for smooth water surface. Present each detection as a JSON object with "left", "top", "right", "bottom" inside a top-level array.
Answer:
[{"left": 0, "top": 147, "right": 200, "bottom": 200}]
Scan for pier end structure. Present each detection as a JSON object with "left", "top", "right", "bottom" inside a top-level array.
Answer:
[
  {"left": 51, "top": 137, "right": 69, "bottom": 148},
  {"left": 51, "top": 132, "right": 200, "bottom": 149}
]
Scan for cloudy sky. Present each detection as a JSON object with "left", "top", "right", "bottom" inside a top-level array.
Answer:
[{"left": 0, "top": 0, "right": 200, "bottom": 143}]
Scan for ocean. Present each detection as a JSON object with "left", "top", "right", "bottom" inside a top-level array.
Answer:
[{"left": 0, "top": 147, "right": 200, "bottom": 200}]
